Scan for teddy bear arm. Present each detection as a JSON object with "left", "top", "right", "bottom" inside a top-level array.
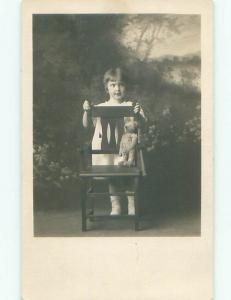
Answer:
[
  {"left": 127, "top": 148, "right": 136, "bottom": 166},
  {"left": 131, "top": 134, "right": 138, "bottom": 146},
  {"left": 119, "top": 134, "right": 131, "bottom": 154},
  {"left": 125, "top": 134, "right": 138, "bottom": 153},
  {"left": 119, "top": 136, "right": 126, "bottom": 156}
]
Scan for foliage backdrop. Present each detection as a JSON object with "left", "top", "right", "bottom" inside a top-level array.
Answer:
[{"left": 33, "top": 14, "right": 201, "bottom": 213}]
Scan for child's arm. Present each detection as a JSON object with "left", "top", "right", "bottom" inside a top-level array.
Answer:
[
  {"left": 134, "top": 103, "right": 148, "bottom": 123},
  {"left": 82, "top": 100, "right": 92, "bottom": 128}
]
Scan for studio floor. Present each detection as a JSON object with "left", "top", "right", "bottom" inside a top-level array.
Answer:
[{"left": 34, "top": 206, "right": 200, "bottom": 237}]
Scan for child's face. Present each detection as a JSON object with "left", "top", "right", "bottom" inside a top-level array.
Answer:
[{"left": 107, "top": 80, "right": 126, "bottom": 101}]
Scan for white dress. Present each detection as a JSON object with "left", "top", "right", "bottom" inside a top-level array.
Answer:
[{"left": 92, "top": 101, "right": 133, "bottom": 166}]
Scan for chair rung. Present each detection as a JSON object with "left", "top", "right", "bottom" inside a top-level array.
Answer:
[
  {"left": 87, "top": 192, "right": 135, "bottom": 197},
  {"left": 91, "top": 150, "right": 118, "bottom": 154},
  {"left": 88, "top": 215, "right": 136, "bottom": 221}
]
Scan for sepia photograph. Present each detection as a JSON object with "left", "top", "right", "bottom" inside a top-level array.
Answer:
[
  {"left": 22, "top": 1, "right": 213, "bottom": 299},
  {"left": 33, "top": 13, "right": 201, "bottom": 237}
]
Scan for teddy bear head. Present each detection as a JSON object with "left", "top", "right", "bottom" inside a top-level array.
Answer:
[{"left": 124, "top": 120, "right": 138, "bottom": 133}]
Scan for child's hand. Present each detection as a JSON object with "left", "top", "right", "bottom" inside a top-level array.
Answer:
[
  {"left": 134, "top": 103, "right": 141, "bottom": 114},
  {"left": 83, "top": 100, "right": 91, "bottom": 112}
]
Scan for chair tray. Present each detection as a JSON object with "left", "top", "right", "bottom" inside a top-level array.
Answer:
[{"left": 79, "top": 165, "right": 141, "bottom": 177}]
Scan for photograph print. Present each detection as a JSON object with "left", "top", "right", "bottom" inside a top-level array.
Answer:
[{"left": 33, "top": 14, "right": 201, "bottom": 237}]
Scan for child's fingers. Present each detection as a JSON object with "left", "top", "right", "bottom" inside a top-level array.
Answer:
[
  {"left": 83, "top": 100, "right": 91, "bottom": 111},
  {"left": 134, "top": 105, "right": 140, "bottom": 113},
  {"left": 135, "top": 103, "right": 140, "bottom": 109}
]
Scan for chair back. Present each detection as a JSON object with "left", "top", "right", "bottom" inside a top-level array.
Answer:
[{"left": 91, "top": 105, "right": 134, "bottom": 154}]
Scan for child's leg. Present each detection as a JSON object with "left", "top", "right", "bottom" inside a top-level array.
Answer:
[
  {"left": 126, "top": 179, "right": 135, "bottom": 215},
  {"left": 109, "top": 180, "right": 121, "bottom": 215},
  {"left": 127, "top": 196, "right": 135, "bottom": 215}
]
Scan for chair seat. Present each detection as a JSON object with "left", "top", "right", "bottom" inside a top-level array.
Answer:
[{"left": 79, "top": 165, "right": 141, "bottom": 177}]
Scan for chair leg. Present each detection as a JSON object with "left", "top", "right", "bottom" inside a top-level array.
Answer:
[
  {"left": 89, "top": 197, "right": 94, "bottom": 221},
  {"left": 80, "top": 179, "right": 87, "bottom": 232},
  {"left": 134, "top": 177, "right": 140, "bottom": 231}
]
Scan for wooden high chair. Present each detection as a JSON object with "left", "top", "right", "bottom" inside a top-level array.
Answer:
[{"left": 79, "top": 105, "right": 146, "bottom": 231}]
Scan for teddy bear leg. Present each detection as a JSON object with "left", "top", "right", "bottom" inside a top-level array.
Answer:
[{"left": 118, "top": 153, "right": 128, "bottom": 166}]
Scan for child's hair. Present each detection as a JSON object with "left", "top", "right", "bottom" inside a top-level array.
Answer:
[{"left": 103, "top": 67, "right": 128, "bottom": 91}]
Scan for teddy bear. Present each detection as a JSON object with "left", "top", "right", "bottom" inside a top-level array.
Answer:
[{"left": 118, "top": 120, "right": 138, "bottom": 167}]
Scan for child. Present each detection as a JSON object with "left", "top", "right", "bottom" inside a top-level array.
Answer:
[{"left": 82, "top": 67, "right": 147, "bottom": 215}]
